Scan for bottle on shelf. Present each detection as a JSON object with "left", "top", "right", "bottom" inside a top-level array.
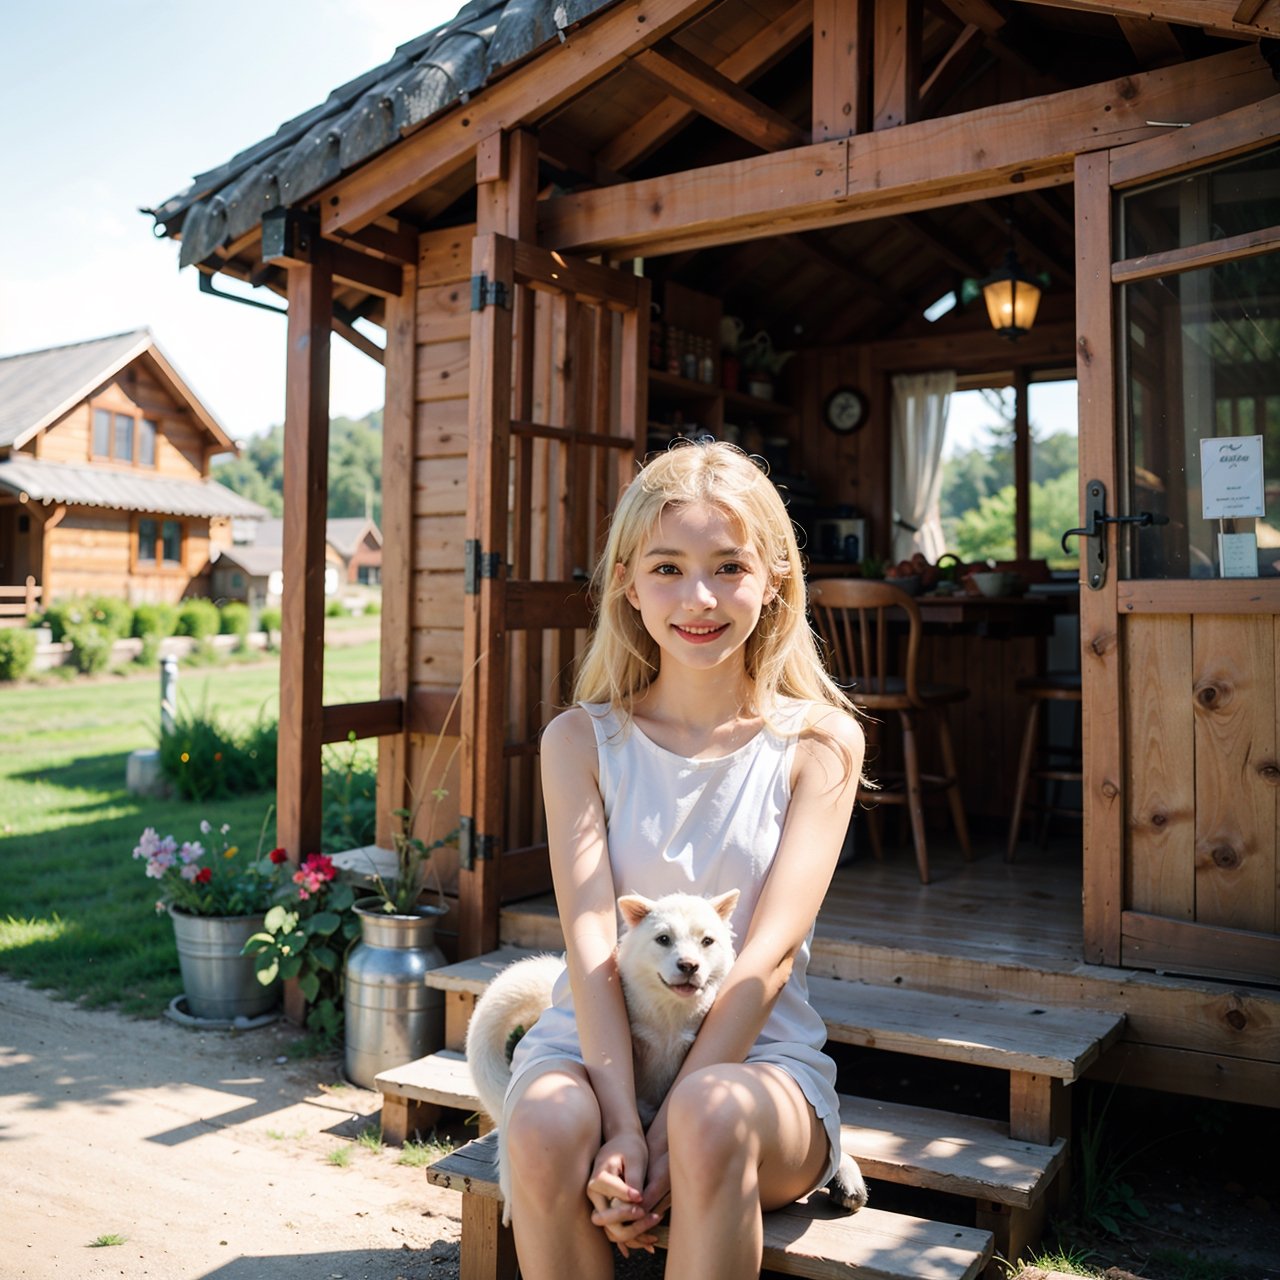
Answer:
[{"left": 699, "top": 336, "right": 716, "bottom": 385}]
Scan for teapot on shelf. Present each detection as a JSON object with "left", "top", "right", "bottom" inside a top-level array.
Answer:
[
  {"left": 719, "top": 315, "right": 745, "bottom": 353},
  {"left": 740, "top": 330, "right": 794, "bottom": 377}
]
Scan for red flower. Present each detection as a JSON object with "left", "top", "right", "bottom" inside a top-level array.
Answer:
[
  {"left": 268, "top": 847, "right": 288, "bottom": 865},
  {"left": 194, "top": 866, "right": 213, "bottom": 884}
]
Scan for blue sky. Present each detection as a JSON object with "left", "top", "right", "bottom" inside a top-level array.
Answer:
[{"left": 0, "top": 1, "right": 459, "bottom": 443}]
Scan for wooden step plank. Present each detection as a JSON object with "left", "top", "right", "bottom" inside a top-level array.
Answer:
[
  {"left": 375, "top": 1049, "right": 475, "bottom": 1107},
  {"left": 838, "top": 1096, "right": 1064, "bottom": 1209},
  {"left": 398, "top": 1052, "right": 1062, "bottom": 1208},
  {"left": 430, "top": 1134, "right": 993, "bottom": 1280},
  {"left": 425, "top": 946, "right": 550, "bottom": 993},
  {"left": 809, "top": 976, "right": 1125, "bottom": 1080}
]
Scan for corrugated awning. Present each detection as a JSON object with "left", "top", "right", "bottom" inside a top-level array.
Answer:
[{"left": 0, "top": 457, "right": 269, "bottom": 520}]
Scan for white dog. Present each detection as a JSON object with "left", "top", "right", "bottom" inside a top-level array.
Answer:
[{"left": 465, "top": 889, "right": 868, "bottom": 1224}]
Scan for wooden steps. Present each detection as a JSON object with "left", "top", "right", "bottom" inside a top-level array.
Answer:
[
  {"left": 378, "top": 1048, "right": 1067, "bottom": 1209},
  {"left": 428, "top": 1130, "right": 995, "bottom": 1280}
]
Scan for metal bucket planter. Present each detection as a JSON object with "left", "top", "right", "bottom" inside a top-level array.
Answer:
[
  {"left": 170, "top": 908, "right": 280, "bottom": 1021},
  {"left": 344, "top": 901, "right": 447, "bottom": 1089}
]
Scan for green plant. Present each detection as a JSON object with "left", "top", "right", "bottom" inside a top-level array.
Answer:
[
  {"left": 84, "top": 595, "right": 133, "bottom": 640},
  {"left": 88, "top": 1234, "right": 127, "bottom": 1248},
  {"left": 175, "top": 598, "right": 220, "bottom": 639},
  {"left": 243, "top": 855, "right": 361, "bottom": 1041},
  {"left": 326, "top": 1146, "right": 353, "bottom": 1167},
  {"left": 362, "top": 597, "right": 381, "bottom": 616},
  {"left": 134, "top": 634, "right": 160, "bottom": 667},
  {"left": 0, "top": 629, "right": 37, "bottom": 681},
  {"left": 40, "top": 599, "right": 85, "bottom": 642},
  {"left": 159, "top": 701, "right": 277, "bottom": 801},
  {"left": 397, "top": 1133, "right": 455, "bottom": 1167},
  {"left": 321, "top": 735, "right": 378, "bottom": 851},
  {"left": 64, "top": 623, "right": 112, "bottom": 674},
  {"left": 131, "top": 602, "right": 179, "bottom": 639},
  {"left": 219, "top": 601, "right": 251, "bottom": 638},
  {"left": 355, "top": 1125, "right": 384, "bottom": 1152},
  {"left": 325, "top": 598, "right": 347, "bottom": 618},
  {"left": 259, "top": 606, "right": 282, "bottom": 637},
  {"left": 134, "top": 811, "right": 282, "bottom": 917},
  {"left": 1075, "top": 1086, "right": 1153, "bottom": 1237}
]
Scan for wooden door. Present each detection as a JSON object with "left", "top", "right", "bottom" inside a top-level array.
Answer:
[
  {"left": 458, "top": 232, "right": 649, "bottom": 956},
  {"left": 1076, "top": 98, "right": 1280, "bottom": 986}
]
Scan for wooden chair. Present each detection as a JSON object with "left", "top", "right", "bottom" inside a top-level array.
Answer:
[
  {"left": 810, "top": 579, "right": 971, "bottom": 884},
  {"left": 1005, "top": 672, "right": 1083, "bottom": 861}
]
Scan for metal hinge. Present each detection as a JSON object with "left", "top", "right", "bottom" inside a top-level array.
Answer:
[
  {"left": 458, "top": 816, "right": 498, "bottom": 871},
  {"left": 464, "top": 539, "right": 502, "bottom": 595},
  {"left": 471, "top": 273, "right": 510, "bottom": 311}
]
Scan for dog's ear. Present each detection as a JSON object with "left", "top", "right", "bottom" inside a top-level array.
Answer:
[
  {"left": 617, "top": 894, "right": 655, "bottom": 929},
  {"left": 709, "top": 889, "right": 740, "bottom": 921}
]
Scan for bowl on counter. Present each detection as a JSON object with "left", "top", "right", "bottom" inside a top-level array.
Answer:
[
  {"left": 969, "top": 571, "right": 1014, "bottom": 597},
  {"left": 887, "top": 574, "right": 922, "bottom": 596}
]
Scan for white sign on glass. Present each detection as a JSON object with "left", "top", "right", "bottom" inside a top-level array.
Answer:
[{"left": 1200, "top": 435, "right": 1265, "bottom": 519}]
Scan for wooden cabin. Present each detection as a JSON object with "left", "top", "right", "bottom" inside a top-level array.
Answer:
[
  {"left": 149, "top": 0, "right": 1278, "bottom": 1168},
  {"left": 0, "top": 329, "right": 267, "bottom": 614}
]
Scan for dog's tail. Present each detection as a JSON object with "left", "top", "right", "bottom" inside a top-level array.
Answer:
[{"left": 465, "top": 954, "right": 564, "bottom": 1124}]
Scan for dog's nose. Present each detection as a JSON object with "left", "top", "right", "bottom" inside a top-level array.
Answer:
[{"left": 677, "top": 958, "right": 699, "bottom": 976}]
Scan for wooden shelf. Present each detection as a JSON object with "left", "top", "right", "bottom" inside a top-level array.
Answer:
[{"left": 647, "top": 370, "right": 794, "bottom": 423}]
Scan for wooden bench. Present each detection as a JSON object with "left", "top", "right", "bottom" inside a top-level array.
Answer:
[{"left": 428, "top": 1129, "right": 995, "bottom": 1280}]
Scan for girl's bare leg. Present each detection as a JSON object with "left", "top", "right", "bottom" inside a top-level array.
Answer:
[
  {"left": 503, "top": 1061, "right": 615, "bottom": 1280},
  {"left": 662, "top": 1064, "right": 829, "bottom": 1280}
]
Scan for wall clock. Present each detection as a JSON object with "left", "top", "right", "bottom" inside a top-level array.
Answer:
[{"left": 823, "top": 387, "right": 869, "bottom": 434}]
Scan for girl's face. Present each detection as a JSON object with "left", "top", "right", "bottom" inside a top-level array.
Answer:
[{"left": 621, "top": 501, "right": 774, "bottom": 677}]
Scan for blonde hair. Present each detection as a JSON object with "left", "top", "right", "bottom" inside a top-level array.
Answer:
[{"left": 573, "top": 441, "right": 855, "bottom": 726}]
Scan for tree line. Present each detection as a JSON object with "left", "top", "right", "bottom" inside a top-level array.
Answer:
[{"left": 212, "top": 410, "right": 384, "bottom": 524}]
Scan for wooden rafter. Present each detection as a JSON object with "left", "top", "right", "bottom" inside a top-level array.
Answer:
[
  {"left": 785, "top": 232, "right": 913, "bottom": 317},
  {"left": 896, "top": 213, "right": 986, "bottom": 277},
  {"left": 874, "top": 0, "right": 922, "bottom": 130},
  {"left": 318, "top": 0, "right": 720, "bottom": 236},
  {"left": 628, "top": 40, "right": 804, "bottom": 152},
  {"left": 972, "top": 200, "right": 1074, "bottom": 285},
  {"left": 598, "top": 0, "right": 811, "bottom": 173},
  {"left": 919, "top": 23, "right": 988, "bottom": 116},
  {"left": 813, "top": 0, "right": 871, "bottom": 140},
  {"left": 538, "top": 46, "right": 1274, "bottom": 258},
  {"left": 1116, "top": 17, "right": 1184, "bottom": 68},
  {"left": 932, "top": 0, "right": 1058, "bottom": 83},
  {"left": 1003, "top": 0, "right": 1280, "bottom": 39}
]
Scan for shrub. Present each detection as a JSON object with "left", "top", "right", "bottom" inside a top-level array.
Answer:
[
  {"left": 0, "top": 629, "right": 37, "bottom": 681},
  {"left": 361, "top": 597, "right": 381, "bottom": 616},
  {"left": 40, "top": 600, "right": 86, "bottom": 642},
  {"left": 325, "top": 598, "right": 347, "bottom": 618},
  {"left": 219, "top": 601, "right": 251, "bottom": 638},
  {"left": 64, "top": 623, "right": 112, "bottom": 674},
  {"left": 134, "top": 634, "right": 160, "bottom": 667},
  {"left": 259, "top": 607, "right": 282, "bottom": 641},
  {"left": 84, "top": 596, "right": 133, "bottom": 640},
  {"left": 132, "top": 602, "right": 179, "bottom": 639},
  {"left": 322, "top": 736, "right": 378, "bottom": 851},
  {"left": 159, "top": 704, "right": 278, "bottom": 801},
  {"left": 175, "top": 598, "right": 220, "bottom": 639}
]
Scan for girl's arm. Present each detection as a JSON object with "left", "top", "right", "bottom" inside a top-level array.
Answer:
[
  {"left": 540, "top": 708, "right": 653, "bottom": 1224},
  {"left": 637, "top": 706, "right": 864, "bottom": 1213}
]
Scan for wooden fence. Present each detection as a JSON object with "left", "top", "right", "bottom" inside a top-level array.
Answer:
[{"left": 0, "top": 578, "right": 41, "bottom": 625}]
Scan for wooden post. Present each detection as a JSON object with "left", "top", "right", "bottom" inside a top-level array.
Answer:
[
  {"left": 377, "top": 260, "right": 419, "bottom": 846},
  {"left": 812, "top": 0, "right": 870, "bottom": 140},
  {"left": 873, "top": 0, "right": 922, "bottom": 131},
  {"left": 278, "top": 245, "right": 333, "bottom": 884}
]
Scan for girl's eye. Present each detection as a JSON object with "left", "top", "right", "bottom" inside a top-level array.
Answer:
[
  {"left": 719, "top": 562, "right": 745, "bottom": 575},
  {"left": 653, "top": 564, "right": 680, "bottom": 575}
]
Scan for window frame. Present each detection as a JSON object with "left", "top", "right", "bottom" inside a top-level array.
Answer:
[
  {"left": 88, "top": 401, "right": 161, "bottom": 468},
  {"left": 133, "top": 515, "right": 186, "bottom": 573}
]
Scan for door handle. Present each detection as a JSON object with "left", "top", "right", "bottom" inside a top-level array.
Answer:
[{"left": 1061, "top": 479, "right": 1168, "bottom": 590}]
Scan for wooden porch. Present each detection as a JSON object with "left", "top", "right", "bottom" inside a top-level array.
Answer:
[{"left": 497, "top": 828, "right": 1280, "bottom": 1109}]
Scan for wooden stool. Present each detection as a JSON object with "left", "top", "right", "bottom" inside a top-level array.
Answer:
[{"left": 1006, "top": 672, "right": 1082, "bottom": 861}]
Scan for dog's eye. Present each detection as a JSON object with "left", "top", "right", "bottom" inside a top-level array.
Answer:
[
  {"left": 701, "top": 936, "right": 714, "bottom": 947},
  {"left": 655, "top": 933, "right": 671, "bottom": 947}
]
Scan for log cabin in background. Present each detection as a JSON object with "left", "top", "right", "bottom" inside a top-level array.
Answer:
[
  {"left": 0, "top": 329, "right": 267, "bottom": 618},
  {"left": 147, "top": 0, "right": 1279, "bottom": 1253}
]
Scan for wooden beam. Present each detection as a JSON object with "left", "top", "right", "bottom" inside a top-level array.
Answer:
[
  {"left": 333, "top": 220, "right": 419, "bottom": 265},
  {"left": 813, "top": 0, "right": 871, "bottom": 140},
  {"left": 933, "top": 0, "right": 1006, "bottom": 32},
  {"left": 628, "top": 41, "right": 805, "bottom": 152},
  {"left": 277, "top": 246, "right": 332, "bottom": 866},
  {"left": 1117, "top": 17, "right": 1184, "bottom": 68},
  {"left": 538, "top": 47, "right": 1274, "bottom": 258},
  {"left": 874, "top": 0, "right": 923, "bottom": 130},
  {"left": 333, "top": 315, "right": 385, "bottom": 364},
  {"left": 599, "top": 0, "right": 810, "bottom": 172},
  {"left": 1004, "top": 0, "right": 1280, "bottom": 39},
  {"left": 919, "top": 22, "right": 988, "bottom": 116},
  {"left": 319, "top": 0, "right": 720, "bottom": 236},
  {"left": 322, "top": 698, "right": 404, "bottom": 743}
]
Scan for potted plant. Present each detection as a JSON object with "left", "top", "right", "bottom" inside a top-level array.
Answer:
[{"left": 134, "top": 817, "right": 283, "bottom": 1022}]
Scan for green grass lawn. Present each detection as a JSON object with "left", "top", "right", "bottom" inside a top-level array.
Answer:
[{"left": 0, "top": 639, "right": 380, "bottom": 1015}]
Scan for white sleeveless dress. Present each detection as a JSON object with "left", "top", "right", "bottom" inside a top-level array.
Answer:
[{"left": 505, "top": 697, "right": 842, "bottom": 1186}]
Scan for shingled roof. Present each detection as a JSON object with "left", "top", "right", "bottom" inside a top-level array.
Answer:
[{"left": 146, "top": 0, "right": 614, "bottom": 269}]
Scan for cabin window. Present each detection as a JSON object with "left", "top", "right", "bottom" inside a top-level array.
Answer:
[
  {"left": 138, "top": 518, "right": 157, "bottom": 562},
  {"left": 160, "top": 520, "right": 182, "bottom": 567},
  {"left": 139, "top": 418, "right": 157, "bottom": 467},
  {"left": 1119, "top": 146, "right": 1280, "bottom": 580},
  {"left": 113, "top": 414, "right": 134, "bottom": 462},
  {"left": 939, "top": 377, "right": 1078, "bottom": 571},
  {"left": 93, "top": 409, "right": 112, "bottom": 457}
]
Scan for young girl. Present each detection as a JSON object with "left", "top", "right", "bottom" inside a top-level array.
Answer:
[{"left": 502, "top": 440, "right": 864, "bottom": 1279}]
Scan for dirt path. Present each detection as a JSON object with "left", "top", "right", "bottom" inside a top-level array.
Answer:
[{"left": 0, "top": 977, "right": 463, "bottom": 1279}]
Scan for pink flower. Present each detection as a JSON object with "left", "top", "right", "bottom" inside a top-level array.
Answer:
[
  {"left": 292, "top": 853, "right": 336, "bottom": 899},
  {"left": 178, "top": 841, "right": 204, "bottom": 865}
]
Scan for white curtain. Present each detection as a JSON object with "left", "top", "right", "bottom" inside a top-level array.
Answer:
[{"left": 891, "top": 371, "right": 956, "bottom": 564}]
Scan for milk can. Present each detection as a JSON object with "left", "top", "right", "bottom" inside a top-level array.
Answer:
[{"left": 343, "top": 901, "right": 447, "bottom": 1088}]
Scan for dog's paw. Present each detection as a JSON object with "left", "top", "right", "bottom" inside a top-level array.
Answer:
[{"left": 826, "top": 1154, "right": 868, "bottom": 1213}]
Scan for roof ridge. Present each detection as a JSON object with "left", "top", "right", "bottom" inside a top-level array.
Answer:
[{"left": 0, "top": 327, "right": 152, "bottom": 366}]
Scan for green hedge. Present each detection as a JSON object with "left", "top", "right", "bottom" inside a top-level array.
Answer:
[
  {"left": 132, "top": 602, "right": 179, "bottom": 639},
  {"left": 64, "top": 623, "right": 113, "bottom": 674},
  {"left": 175, "top": 598, "right": 220, "bottom": 639},
  {"left": 0, "top": 629, "right": 37, "bottom": 681},
  {"left": 219, "top": 601, "right": 252, "bottom": 638},
  {"left": 84, "top": 596, "right": 133, "bottom": 640}
]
